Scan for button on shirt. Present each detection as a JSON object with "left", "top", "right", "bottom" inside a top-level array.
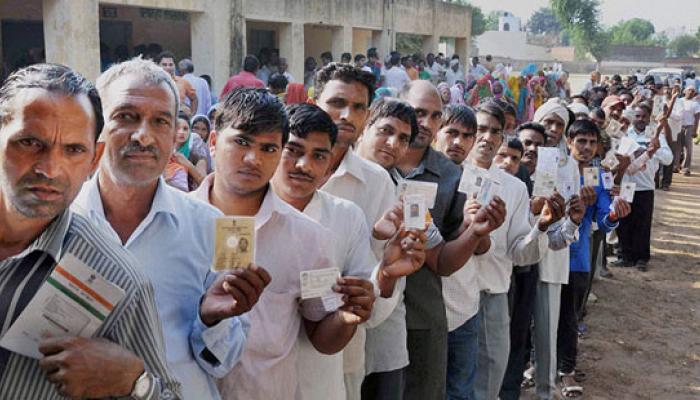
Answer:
[
  {"left": 192, "top": 175, "right": 334, "bottom": 400},
  {"left": 73, "top": 176, "right": 248, "bottom": 400},
  {"left": 0, "top": 211, "right": 180, "bottom": 399},
  {"left": 297, "top": 190, "right": 376, "bottom": 400},
  {"left": 623, "top": 127, "right": 673, "bottom": 191},
  {"left": 474, "top": 165, "right": 549, "bottom": 294}
]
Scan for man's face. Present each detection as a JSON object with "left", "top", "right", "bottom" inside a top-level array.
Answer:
[
  {"left": 567, "top": 132, "right": 598, "bottom": 164},
  {"left": 355, "top": 57, "right": 366, "bottom": 68},
  {"left": 589, "top": 112, "right": 606, "bottom": 130},
  {"left": 100, "top": 76, "right": 177, "bottom": 187},
  {"left": 279, "top": 59, "right": 288, "bottom": 73},
  {"left": 435, "top": 122, "right": 476, "bottom": 164},
  {"left": 518, "top": 128, "right": 545, "bottom": 173},
  {"left": 541, "top": 113, "right": 566, "bottom": 146},
  {"left": 315, "top": 80, "right": 369, "bottom": 148},
  {"left": 272, "top": 132, "right": 332, "bottom": 203},
  {"left": 0, "top": 89, "right": 98, "bottom": 219},
  {"left": 493, "top": 144, "right": 522, "bottom": 176},
  {"left": 504, "top": 113, "right": 516, "bottom": 136},
  {"left": 403, "top": 83, "right": 443, "bottom": 149},
  {"left": 427, "top": 54, "right": 434, "bottom": 64},
  {"left": 305, "top": 58, "right": 317, "bottom": 72},
  {"left": 685, "top": 87, "right": 697, "bottom": 99},
  {"left": 633, "top": 107, "right": 650, "bottom": 132},
  {"left": 210, "top": 128, "right": 282, "bottom": 196},
  {"left": 605, "top": 103, "right": 624, "bottom": 121},
  {"left": 620, "top": 93, "right": 633, "bottom": 106},
  {"left": 159, "top": 57, "right": 176, "bottom": 76},
  {"left": 472, "top": 111, "right": 504, "bottom": 166},
  {"left": 357, "top": 117, "right": 412, "bottom": 169}
]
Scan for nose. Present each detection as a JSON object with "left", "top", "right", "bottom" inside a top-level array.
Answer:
[
  {"left": 34, "top": 147, "right": 63, "bottom": 180},
  {"left": 130, "top": 122, "right": 156, "bottom": 148},
  {"left": 243, "top": 148, "right": 262, "bottom": 167},
  {"left": 339, "top": 105, "right": 351, "bottom": 120},
  {"left": 295, "top": 155, "right": 311, "bottom": 172}
]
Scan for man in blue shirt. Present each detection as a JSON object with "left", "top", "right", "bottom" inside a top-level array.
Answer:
[{"left": 558, "top": 119, "right": 631, "bottom": 398}]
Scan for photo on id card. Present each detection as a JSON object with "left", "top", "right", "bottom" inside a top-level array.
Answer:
[
  {"left": 403, "top": 194, "right": 426, "bottom": 230},
  {"left": 583, "top": 167, "right": 600, "bottom": 187}
]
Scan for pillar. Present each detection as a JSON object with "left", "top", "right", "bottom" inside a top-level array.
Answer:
[
  {"left": 280, "top": 22, "right": 304, "bottom": 86},
  {"left": 331, "top": 25, "right": 353, "bottom": 61},
  {"left": 422, "top": 35, "right": 440, "bottom": 56},
  {"left": 229, "top": 0, "right": 246, "bottom": 80},
  {"left": 455, "top": 37, "right": 469, "bottom": 65},
  {"left": 372, "top": 30, "right": 393, "bottom": 60},
  {"left": 191, "top": 0, "right": 233, "bottom": 95},
  {"left": 42, "top": 0, "right": 100, "bottom": 81}
]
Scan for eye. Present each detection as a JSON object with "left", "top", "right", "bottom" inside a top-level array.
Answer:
[
  {"left": 314, "top": 153, "right": 328, "bottom": 161},
  {"left": 261, "top": 144, "right": 278, "bottom": 153},
  {"left": 116, "top": 112, "right": 136, "bottom": 121},
  {"left": 354, "top": 103, "right": 367, "bottom": 112},
  {"left": 400, "top": 135, "right": 410, "bottom": 143},
  {"left": 18, "top": 138, "right": 44, "bottom": 149},
  {"left": 65, "top": 144, "right": 87, "bottom": 154},
  {"left": 233, "top": 137, "right": 249, "bottom": 147},
  {"left": 156, "top": 118, "right": 171, "bottom": 126}
]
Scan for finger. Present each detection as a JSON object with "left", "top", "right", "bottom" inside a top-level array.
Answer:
[
  {"left": 337, "top": 277, "right": 374, "bottom": 291},
  {"left": 249, "top": 264, "right": 273, "bottom": 287},
  {"left": 334, "top": 284, "right": 372, "bottom": 297},
  {"left": 38, "top": 338, "right": 69, "bottom": 356},
  {"left": 222, "top": 281, "right": 250, "bottom": 311},
  {"left": 45, "top": 368, "right": 66, "bottom": 384},
  {"left": 229, "top": 269, "right": 265, "bottom": 294},
  {"left": 345, "top": 295, "right": 374, "bottom": 308},
  {"left": 38, "top": 354, "right": 63, "bottom": 373},
  {"left": 225, "top": 276, "right": 259, "bottom": 304}
]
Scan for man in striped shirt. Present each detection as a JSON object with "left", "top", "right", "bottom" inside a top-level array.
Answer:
[{"left": 0, "top": 64, "right": 180, "bottom": 399}]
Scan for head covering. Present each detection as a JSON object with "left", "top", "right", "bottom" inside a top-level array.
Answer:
[
  {"left": 568, "top": 103, "right": 590, "bottom": 116},
  {"left": 602, "top": 95, "right": 624, "bottom": 109},
  {"left": 285, "top": 83, "right": 308, "bottom": 104},
  {"left": 449, "top": 85, "right": 465, "bottom": 105},
  {"left": 191, "top": 114, "right": 211, "bottom": 132},
  {"left": 437, "top": 82, "right": 451, "bottom": 103},
  {"left": 534, "top": 98, "right": 571, "bottom": 128},
  {"left": 450, "top": 59, "right": 460, "bottom": 67},
  {"left": 374, "top": 87, "right": 397, "bottom": 100}
]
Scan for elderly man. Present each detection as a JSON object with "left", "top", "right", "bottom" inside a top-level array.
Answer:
[
  {"left": 0, "top": 63, "right": 179, "bottom": 399},
  {"left": 179, "top": 58, "right": 212, "bottom": 116},
  {"left": 72, "top": 58, "right": 265, "bottom": 400}
]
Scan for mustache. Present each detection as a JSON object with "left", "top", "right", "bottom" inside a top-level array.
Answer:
[
  {"left": 289, "top": 170, "right": 314, "bottom": 181},
  {"left": 120, "top": 141, "right": 160, "bottom": 157},
  {"left": 18, "top": 173, "right": 68, "bottom": 192}
]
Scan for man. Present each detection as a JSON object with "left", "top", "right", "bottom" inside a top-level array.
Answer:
[
  {"left": 367, "top": 48, "right": 383, "bottom": 83},
  {"left": 1, "top": 63, "right": 179, "bottom": 398},
  {"left": 469, "top": 57, "right": 488, "bottom": 79},
  {"left": 494, "top": 138, "right": 524, "bottom": 176},
  {"left": 341, "top": 53, "right": 353, "bottom": 64},
  {"left": 676, "top": 85, "right": 700, "bottom": 175},
  {"left": 403, "top": 57, "right": 418, "bottom": 81},
  {"left": 220, "top": 55, "right": 265, "bottom": 98},
  {"left": 321, "top": 51, "right": 334, "bottom": 67},
  {"left": 278, "top": 57, "right": 295, "bottom": 83},
  {"left": 384, "top": 54, "right": 411, "bottom": 92},
  {"left": 304, "top": 57, "right": 318, "bottom": 88},
  {"left": 356, "top": 97, "right": 506, "bottom": 400},
  {"left": 559, "top": 120, "right": 631, "bottom": 396},
  {"left": 196, "top": 88, "right": 371, "bottom": 399},
  {"left": 311, "top": 63, "right": 398, "bottom": 398},
  {"left": 355, "top": 54, "right": 373, "bottom": 73},
  {"left": 434, "top": 104, "right": 477, "bottom": 165},
  {"left": 179, "top": 58, "right": 211, "bottom": 116},
  {"left": 73, "top": 58, "right": 262, "bottom": 400},
  {"left": 157, "top": 51, "right": 198, "bottom": 116},
  {"left": 256, "top": 48, "right": 272, "bottom": 86},
  {"left": 458, "top": 102, "right": 565, "bottom": 400},
  {"left": 582, "top": 71, "right": 601, "bottom": 93},
  {"left": 446, "top": 59, "right": 463, "bottom": 87},
  {"left": 617, "top": 104, "right": 672, "bottom": 271},
  {"left": 271, "top": 103, "right": 427, "bottom": 400}
]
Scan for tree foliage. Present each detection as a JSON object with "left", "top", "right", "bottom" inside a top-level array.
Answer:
[
  {"left": 668, "top": 35, "right": 700, "bottom": 58},
  {"left": 528, "top": 7, "right": 561, "bottom": 34},
  {"left": 609, "top": 18, "right": 656, "bottom": 45},
  {"left": 470, "top": 6, "right": 487, "bottom": 36},
  {"left": 550, "top": 0, "right": 609, "bottom": 63},
  {"left": 484, "top": 10, "right": 501, "bottom": 31}
]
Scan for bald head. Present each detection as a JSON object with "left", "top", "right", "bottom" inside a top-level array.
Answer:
[{"left": 400, "top": 80, "right": 443, "bottom": 148}]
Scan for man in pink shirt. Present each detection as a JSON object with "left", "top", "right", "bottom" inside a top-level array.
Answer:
[{"left": 220, "top": 55, "right": 265, "bottom": 98}]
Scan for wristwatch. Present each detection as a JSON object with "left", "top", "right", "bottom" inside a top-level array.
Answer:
[{"left": 130, "top": 370, "right": 156, "bottom": 400}]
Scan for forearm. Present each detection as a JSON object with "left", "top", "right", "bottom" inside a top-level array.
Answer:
[
  {"left": 433, "top": 226, "right": 485, "bottom": 277},
  {"left": 305, "top": 314, "right": 357, "bottom": 355}
]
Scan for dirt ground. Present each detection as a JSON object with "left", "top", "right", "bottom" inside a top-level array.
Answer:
[{"left": 524, "top": 144, "right": 700, "bottom": 399}]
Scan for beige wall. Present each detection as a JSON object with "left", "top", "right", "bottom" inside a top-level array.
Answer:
[
  {"left": 353, "top": 29, "right": 374, "bottom": 57},
  {"left": 304, "top": 25, "right": 335, "bottom": 62}
]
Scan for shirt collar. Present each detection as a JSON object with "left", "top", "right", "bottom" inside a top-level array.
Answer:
[
  {"left": 335, "top": 149, "right": 367, "bottom": 184},
  {"left": 395, "top": 147, "right": 442, "bottom": 179},
  {"left": 8, "top": 210, "right": 72, "bottom": 262}
]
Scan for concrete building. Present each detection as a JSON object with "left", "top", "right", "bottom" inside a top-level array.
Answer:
[
  {"left": 1, "top": 0, "right": 472, "bottom": 93},
  {"left": 497, "top": 11, "right": 520, "bottom": 32}
]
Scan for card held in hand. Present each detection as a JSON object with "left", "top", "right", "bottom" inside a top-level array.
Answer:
[
  {"left": 583, "top": 167, "right": 600, "bottom": 187},
  {"left": 213, "top": 216, "right": 255, "bottom": 271},
  {"left": 620, "top": 182, "right": 636, "bottom": 203}
]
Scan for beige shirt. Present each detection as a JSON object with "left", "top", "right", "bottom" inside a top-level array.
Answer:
[{"left": 191, "top": 175, "right": 335, "bottom": 400}]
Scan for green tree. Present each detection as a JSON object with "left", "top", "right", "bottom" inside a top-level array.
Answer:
[
  {"left": 528, "top": 7, "right": 561, "bottom": 34},
  {"left": 668, "top": 35, "right": 700, "bottom": 57},
  {"left": 396, "top": 33, "right": 423, "bottom": 55},
  {"left": 550, "top": 0, "right": 610, "bottom": 65},
  {"left": 484, "top": 10, "right": 502, "bottom": 31},
  {"left": 609, "top": 18, "right": 656, "bottom": 45},
  {"left": 470, "top": 6, "right": 487, "bottom": 36}
]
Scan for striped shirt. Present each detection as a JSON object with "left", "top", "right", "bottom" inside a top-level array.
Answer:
[{"left": 0, "top": 211, "right": 181, "bottom": 399}]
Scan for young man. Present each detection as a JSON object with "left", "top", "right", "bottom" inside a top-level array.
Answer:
[
  {"left": 192, "top": 88, "right": 373, "bottom": 399},
  {"left": 357, "top": 97, "right": 506, "bottom": 400},
  {"left": 617, "top": 104, "right": 673, "bottom": 271},
  {"left": 461, "top": 102, "right": 566, "bottom": 400},
  {"left": 270, "top": 103, "right": 426, "bottom": 400},
  {"left": 434, "top": 104, "right": 478, "bottom": 165},
  {"left": 676, "top": 85, "right": 700, "bottom": 175},
  {"left": 559, "top": 120, "right": 631, "bottom": 397},
  {"left": 0, "top": 63, "right": 179, "bottom": 400},
  {"left": 73, "top": 58, "right": 260, "bottom": 400},
  {"left": 157, "top": 50, "right": 198, "bottom": 116},
  {"left": 311, "top": 63, "right": 398, "bottom": 399},
  {"left": 220, "top": 55, "right": 265, "bottom": 98},
  {"left": 384, "top": 54, "right": 411, "bottom": 92}
]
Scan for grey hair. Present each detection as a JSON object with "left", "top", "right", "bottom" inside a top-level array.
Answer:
[
  {"left": 96, "top": 56, "right": 180, "bottom": 114},
  {"left": 178, "top": 58, "right": 194, "bottom": 74}
]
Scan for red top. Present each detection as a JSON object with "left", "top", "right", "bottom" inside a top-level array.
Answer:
[{"left": 220, "top": 71, "right": 265, "bottom": 98}]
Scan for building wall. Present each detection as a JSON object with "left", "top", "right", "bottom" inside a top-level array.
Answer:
[{"left": 476, "top": 31, "right": 551, "bottom": 61}]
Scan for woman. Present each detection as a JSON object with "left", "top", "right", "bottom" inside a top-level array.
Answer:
[
  {"left": 437, "top": 82, "right": 451, "bottom": 104},
  {"left": 191, "top": 114, "right": 211, "bottom": 143},
  {"left": 166, "top": 113, "right": 209, "bottom": 191},
  {"left": 285, "top": 83, "right": 308, "bottom": 105}
]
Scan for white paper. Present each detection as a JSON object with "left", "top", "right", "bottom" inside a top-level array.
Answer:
[
  {"left": 397, "top": 180, "right": 439, "bottom": 209},
  {"left": 601, "top": 151, "right": 620, "bottom": 170},
  {"left": 532, "top": 148, "right": 559, "bottom": 197},
  {"left": 616, "top": 136, "right": 642, "bottom": 156},
  {"left": 0, "top": 254, "right": 125, "bottom": 359},
  {"left": 476, "top": 178, "right": 501, "bottom": 205},
  {"left": 602, "top": 172, "right": 614, "bottom": 190},
  {"left": 300, "top": 267, "right": 340, "bottom": 300},
  {"left": 620, "top": 182, "right": 636, "bottom": 203},
  {"left": 583, "top": 167, "right": 600, "bottom": 187},
  {"left": 458, "top": 164, "right": 489, "bottom": 196},
  {"left": 403, "top": 194, "right": 427, "bottom": 230},
  {"left": 560, "top": 180, "right": 576, "bottom": 202}
]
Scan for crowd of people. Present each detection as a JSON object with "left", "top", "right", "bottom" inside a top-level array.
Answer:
[{"left": 0, "top": 42, "right": 697, "bottom": 400}]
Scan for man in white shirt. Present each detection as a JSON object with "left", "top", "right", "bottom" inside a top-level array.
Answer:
[
  {"left": 384, "top": 54, "right": 411, "bottom": 92},
  {"left": 446, "top": 59, "right": 463, "bottom": 87},
  {"left": 179, "top": 58, "right": 212, "bottom": 116},
  {"left": 311, "top": 63, "right": 398, "bottom": 398},
  {"left": 270, "top": 103, "right": 427, "bottom": 400},
  {"left": 676, "top": 85, "right": 700, "bottom": 175},
  {"left": 618, "top": 104, "right": 672, "bottom": 271},
  {"left": 72, "top": 58, "right": 264, "bottom": 400},
  {"left": 279, "top": 57, "right": 295, "bottom": 83},
  {"left": 461, "top": 101, "right": 564, "bottom": 400},
  {"left": 196, "top": 88, "right": 374, "bottom": 400}
]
